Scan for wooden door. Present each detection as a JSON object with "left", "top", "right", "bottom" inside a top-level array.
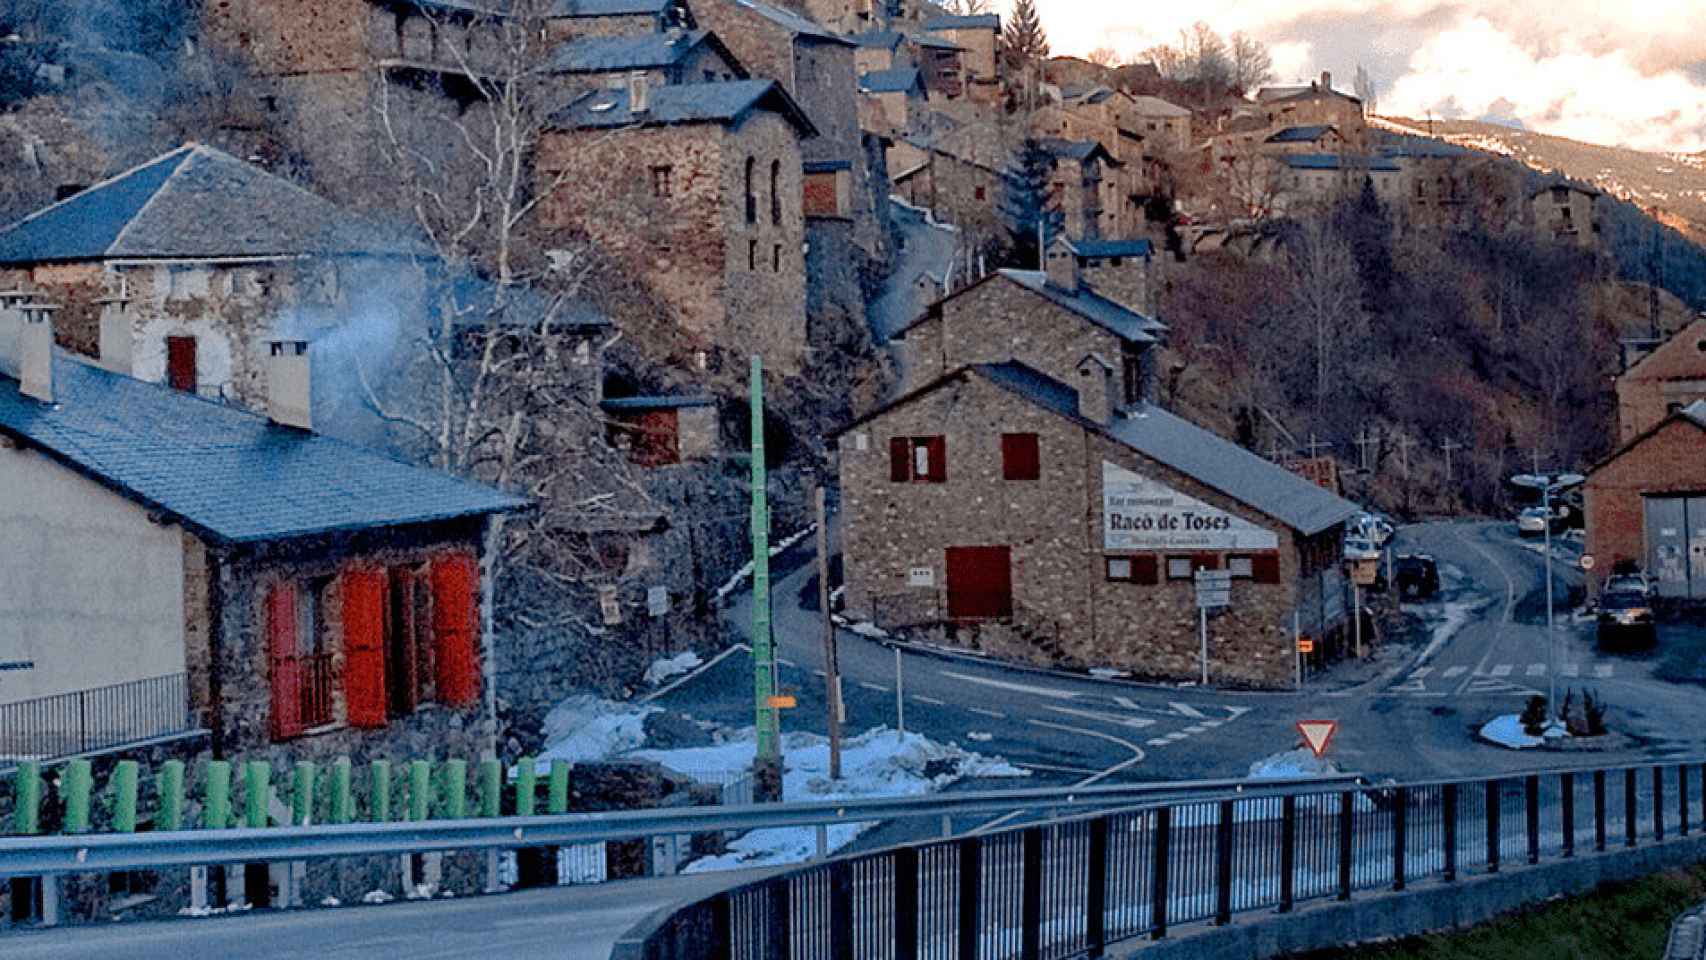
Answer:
[
  {"left": 166, "top": 336, "right": 196, "bottom": 393},
  {"left": 946, "top": 546, "right": 1013, "bottom": 620}
]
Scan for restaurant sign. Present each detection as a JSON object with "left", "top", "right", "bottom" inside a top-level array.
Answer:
[{"left": 1103, "top": 461, "right": 1278, "bottom": 551}]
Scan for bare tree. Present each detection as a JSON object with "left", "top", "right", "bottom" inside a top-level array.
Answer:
[
  {"left": 1086, "top": 46, "right": 1122, "bottom": 69},
  {"left": 1178, "top": 21, "right": 1232, "bottom": 97},
  {"left": 1141, "top": 43, "right": 1186, "bottom": 81},
  {"left": 1284, "top": 217, "right": 1367, "bottom": 427},
  {"left": 938, "top": 0, "right": 992, "bottom": 13},
  {"left": 1230, "top": 33, "right": 1273, "bottom": 94},
  {"left": 1353, "top": 64, "right": 1377, "bottom": 117}
]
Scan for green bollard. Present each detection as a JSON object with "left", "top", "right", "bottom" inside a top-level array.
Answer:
[
  {"left": 477, "top": 759, "right": 501, "bottom": 818},
  {"left": 292, "top": 761, "right": 317, "bottom": 826},
  {"left": 111, "top": 760, "right": 139, "bottom": 833},
  {"left": 548, "top": 760, "right": 569, "bottom": 815},
  {"left": 204, "top": 761, "right": 231, "bottom": 829},
  {"left": 408, "top": 760, "right": 431, "bottom": 822},
  {"left": 515, "top": 759, "right": 537, "bottom": 818},
  {"left": 158, "top": 760, "right": 185, "bottom": 832},
  {"left": 370, "top": 761, "right": 391, "bottom": 822},
  {"left": 441, "top": 760, "right": 467, "bottom": 820},
  {"left": 329, "top": 758, "right": 352, "bottom": 825},
  {"left": 245, "top": 761, "right": 270, "bottom": 828},
  {"left": 62, "top": 759, "right": 93, "bottom": 834},
  {"left": 13, "top": 761, "right": 42, "bottom": 835}
]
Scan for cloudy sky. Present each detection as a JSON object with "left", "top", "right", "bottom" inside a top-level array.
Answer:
[{"left": 1033, "top": 0, "right": 1706, "bottom": 154}]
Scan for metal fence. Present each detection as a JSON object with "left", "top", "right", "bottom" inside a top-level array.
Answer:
[
  {"left": 625, "top": 760, "right": 1706, "bottom": 960},
  {"left": 0, "top": 674, "right": 191, "bottom": 761}
]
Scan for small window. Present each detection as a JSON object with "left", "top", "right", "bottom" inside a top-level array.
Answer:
[
  {"left": 770, "top": 159, "right": 782, "bottom": 225},
  {"left": 888, "top": 435, "right": 945, "bottom": 483},
  {"left": 1166, "top": 556, "right": 1195, "bottom": 580},
  {"left": 773, "top": 243, "right": 781, "bottom": 272},
  {"left": 1001, "top": 433, "right": 1039, "bottom": 481},
  {"left": 1227, "top": 556, "right": 1255, "bottom": 579},
  {"left": 1106, "top": 554, "right": 1159, "bottom": 584},
  {"left": 1107, "top": 557, "right": 1133, "bottom": 581},
  {"left": 703, "top": 69, "right": 715, "bottom": 82},
  {"left": 748, "top": 239, "right": 758, "bottom": 270},
  {"left": 974, "top": 186, "right": 986, "bottom": 201},
  {"left": 1110, "top": 256, "right": 1123, "bottom": 267},
  {"left": 650, "top": 164, "right": 673, "bottom": 198}
]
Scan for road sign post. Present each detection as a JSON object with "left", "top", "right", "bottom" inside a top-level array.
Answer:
[{"left": 1195, "top": 570, "right": 1232, "bottom": 685}]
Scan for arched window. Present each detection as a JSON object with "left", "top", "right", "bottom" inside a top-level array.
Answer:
[
  {"left": 744, "top": 157, "right": 756, "bottom": 224},
  {"left": 769, "top": 159, "right": 781, "bottom": 225}
]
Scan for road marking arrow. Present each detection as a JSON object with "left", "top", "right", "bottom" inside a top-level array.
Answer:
[
  {"left": 1169, "top": 702, "right": 1207, "bottom": 719},
  {"left": 1296, "top": 720, "right": 1338, "bottom": 758}
]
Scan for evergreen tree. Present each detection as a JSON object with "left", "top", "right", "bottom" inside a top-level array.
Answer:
[
  {"left": 1000, "top": 0, "right": 1049, "bottom": 77},
  {"left": 1000, "top": 138, "right": 1063, "bottom": 269}
]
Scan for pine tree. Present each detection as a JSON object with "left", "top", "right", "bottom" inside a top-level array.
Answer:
[
  {"left": 1000, "top": 0, "right": 1049, "bottom": 77},
  {"left": 1000, "top": 138, "right": 1063, "bottom": 268}
]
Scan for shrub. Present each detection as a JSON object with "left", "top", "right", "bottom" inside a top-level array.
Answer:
[
  {"left": 1520, "top": 695, "right": 1549, "bottom": 736},
  {"left": 1582, "top": 689, "right": 1609, "bottom": 736}
]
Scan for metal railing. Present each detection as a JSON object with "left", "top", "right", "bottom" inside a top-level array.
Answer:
[
  {"left": 299, "top": 655, "right": 335, "bottom": 729},
  {"left": 0, "top": 674, "right": 191, "bottom": 762},
  {"left": 618, "top": 759, "right": 1706, "bottom": 960}
]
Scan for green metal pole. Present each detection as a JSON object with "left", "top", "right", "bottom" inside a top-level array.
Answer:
[
  {"left": 204, "top": 761, "right": 231, "bottom": 829},
  {"left": 370, "top": 761, "right": 391, "bottom": 823},
  {"left": 515, "top": 759, "right": 537, "bottom": 817},
  {"left": 750, "top": 355, "right": 779, "bottom": 769},
  {"left": 13, "top": 761, "right": 42, "bottom": 835},
  {"left": 441, "top": 760, "right": 467, "bottom": 820},
  {"left": 62, "top": 759, "right": 93, "bottom": 834},
  {"left": 408, "top": 760, "right": 431, "bottom": 822},
  {"left": 292, "top": 762, "right": 316, "bottom": 826},
  {"left": 111, "top": 760, "right": 139, "bottom": 833},
  {"left": 157, "top": 760, "right": 185, "bottom": 832},
  {"left": 477, "top": 760, "right": 501, "bottom": 818},
  {"left": 329, "top": 758, "right": 352, "bottom": 825},
  {"left": 547, "top": 760, "right": 569, "bottom": 815},
  {"left": 244, "top": 761, "right": 270, "bottom": 828}
]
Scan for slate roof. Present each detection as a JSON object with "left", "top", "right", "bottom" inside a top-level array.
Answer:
[
  {"left": 1281, "top": 153, "right": 1400, "bottom": 172},
  {"left": 728, "top": 0, "right": 854, "bottom": 44},
  {"left": 1060, "top": 85, "right": 1115, "bottom": 105},
  {"left": 913, "top": 34, "right": 964, "bottom": 51},
  {"left": 850, "top": 29, "right": 905, "bottom": 49},
  {"left": 1265, "top": 83, "right": 1361, "bottom": 106},
  {"left": 837, "top": 362, "right": 1359, "bottom": 536},
  {"left": 998, "top": 270, "right": 1163, "bottom": 341},
  {"left": 1128, "top": 95, "right": 1191, "bottom": 117},
  {"left": 549, "top": 79, "right": 817, "bottom": 137},
  {"left": 1375, "top": 134, "right": 1470, "bottom": 159},
  {"left": 548, "top": 0, "right": 675, "bottom": 16},
  {"left": 601, "top": 395, "right": 717, "bottom": 411},
  {"left": 922, "top": 14, "right": 999, "bottom": 29},
  {"left": 1071, "top": 238, "right": 1154, "bottom": 259},
  {"left": 0, "top": 144, "right": 424, "bottom": 265},
  {"left": 859, "top": 67, "right": 923, "bottom": 94},
  {"left": 0, "top": 353, "right": 526, "bottom": 545},
  {"left": 1266, "top": 124, "right": 1337, "bottom": 144},
  {"left": 1038, "top": 138, "right": 1116, "bottom": 165},
  {"left": 546, "top": 30, "right": 744, "bottom": 75}
]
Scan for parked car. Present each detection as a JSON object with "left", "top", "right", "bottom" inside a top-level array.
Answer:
[
  {"left": 1603, "top": 572, "right": 1654, "bottom": 600},
  {"left": 1394, "top": 554, "right": 1440, "bottom": 599},
  {"left": 1342, "top": 535, "right": 1380, "bottom": 563},
  {"left": 1515, "top": 506, "right": 1557, "bottom": 537},
  {"left": 1596, "top": 590, "right": 1657, "bottom": 648},
  {"left": 1352, "top": 512, "right": 1395, "bottom": 547}
]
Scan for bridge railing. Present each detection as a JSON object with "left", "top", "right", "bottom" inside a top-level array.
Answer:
[{"left": 615, "top": 758, "right": 1706, "bottom": 960}]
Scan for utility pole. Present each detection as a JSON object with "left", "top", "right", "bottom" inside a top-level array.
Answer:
[
  {"left": 814, "top": 485, "right": 842, "bottom": 780},
  {"left": 749, "top": 356, "right": 782, "bottom": 801},
  {"left": 1353, "top": 427, "right": 1379, "bottom": 472},
  {"left": 1306, "top": 434, "right": 1333, "bottom": 459},
  {"left": 1441, "top": 439, "right": 1462, "bottom": 480},
  {"left": 1393, "top": 434, "right": 1415, "bottom": 476}
]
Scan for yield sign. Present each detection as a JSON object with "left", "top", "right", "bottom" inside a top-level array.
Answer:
[{"left": 1296, "top": 720, "right": 1338, "bottom": 758}]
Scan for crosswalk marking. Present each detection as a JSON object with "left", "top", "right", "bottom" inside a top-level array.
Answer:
[
  {"left": 1443, "top": 666, "right": 1468, "bottom": 678},
  {"left": 1168, "top": 702, "right": 1207, "bottom": 719},
  {"left": 969, "top": 707, "right": 1006, "bottom": 719},
  {"left": 1526, "top": 664, "right": 1547, "bottom": 677},
  {"left": 1044, "top": 705, "right": 1157, "bottom": 730},
  {"left": 1146, "top": 738, "right": 1170, "bottom": 747},
  {"left": 1490, "top": 664, "right": 1513, "bottom": 677},
  {"left": 1562, "top": 664, "right": 1580, "bottom": 677},
  {"left": 1595, "top": 664, "right": 1614, "bottom": 678},
  {"left": 912, "top": 695, "right": 945, "bottom": 706},
  {"left": 1410, "top": 667, "right": 1434, "bottom": 679}
]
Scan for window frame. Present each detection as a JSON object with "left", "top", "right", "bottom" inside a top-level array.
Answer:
[{"left": 649, "top": 164, "right": 673, "bottom": 199}]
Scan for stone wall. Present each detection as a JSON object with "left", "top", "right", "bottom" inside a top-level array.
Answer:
[{"left": 1585, "top": 418, "right": 1706, "bottom": 573}]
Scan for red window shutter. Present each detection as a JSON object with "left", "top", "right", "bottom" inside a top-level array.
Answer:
[
  {"left": 889, "top": 437, "right": 910, "bottom": 482},
  {"left": 1252, "top": 553, "right": 1281, "bottom": 584},
  {"left": 1192, "top": 553, "right": 1220, "bottom": 572},
  {"left": 342, "top": 568, "right": 389, "bottom": 728},
  {"left": 925, "top": 435, "right": 947, "bottom": 483},
  {"left": 432, "top": 553, "right": 481, "bottom": 708},
  {"left": 1001, "top": 433, "right": 1040, "bottom": 481},
  {"left": 266, "top": 583, "right": 302, "bottom": 741},
  {"left": 166, "top": 336, "right": 197, "bottom": 393},
  {"left": 1132, "top": 554, "right": 1159, "bottom": 585}
]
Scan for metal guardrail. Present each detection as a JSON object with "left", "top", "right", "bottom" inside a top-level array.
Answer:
[
  {"left": 0, "top": 673, "right": 191, "bottom": 762},
  {"left": 0, "top": 774, "right": 1361, "bottom": 877},
  {"left": 615, "top": 758, "right": 1706, "bottom": 960}
]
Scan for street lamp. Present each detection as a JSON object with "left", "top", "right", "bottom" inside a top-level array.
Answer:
[{"left": 1521, "top": 471, "right": 1585, "bottom": 737}]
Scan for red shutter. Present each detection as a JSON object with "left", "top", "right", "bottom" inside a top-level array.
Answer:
[
  {"left": 1192, "top": 553, "right": 1220, "bottom": 572},
  {"left": 432, "top": 553, "right": 481, "bottom": 708},
  {"left": 1132, "top": 554, "right": 1159, "bottom": 585},
  {"left": 889, "top": 437, "right": 910, "bottom": 482},
  {"left": 925, "top": 436, "right": 947, "bottom": 483},
  {"left": 266, "top": 583, "right": 303, "bottom": 741},
  {"left": 1001, "top": 433, "right": 1040, "bottom": 481},
  {"left": 1252, "top": 553, "right": 1281, "bottom": 585},
  {"left": 166, "top": 336, "right": 197, "bottom": 393},
  {"left": 342, "top": 568, "right": 389, "bottom": 728}
]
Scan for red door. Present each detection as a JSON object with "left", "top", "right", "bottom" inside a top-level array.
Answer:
[
  {"left": 166, "top": 336, "right": 196, "bottom": 393},
  {"left": 946, "top": 546, "right": 1013, "bottom": 620}
]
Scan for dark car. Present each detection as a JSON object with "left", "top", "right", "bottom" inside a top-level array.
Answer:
[
  {"left": 1596, "top": 590, "right": 1656, "bottom": 649},
  {"left": 1394, "top": 554, "right": 1439, "bottom": 599}
]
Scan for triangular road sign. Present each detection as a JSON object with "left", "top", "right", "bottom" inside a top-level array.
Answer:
[{"left": 1297, "top": 720, "right": 1338, "bottom": 758}]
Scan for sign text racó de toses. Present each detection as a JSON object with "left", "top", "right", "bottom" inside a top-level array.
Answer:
[{"left": 1103, "top": 462, "right": 1278, "bottom": 551}]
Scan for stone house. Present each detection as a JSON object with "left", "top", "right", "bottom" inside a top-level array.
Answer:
[
  {"left": 1128, "top": 95, "right": 1192, "bottom": 155},
  {"left": 888, "top": 142, "right": 1003, "bottom": 224},
  {"left": 1612, "top": 316, "right": 1706, "bottom": 444},
  {"left": 889, "top": 254, "right": 1165, "bottom": 402},
  {"left": 858, "top": 66, "right": 928, "bottom": 136},
  {"left": 537, "top": 79, "right": 816, "bottom": 373},
  {"left": 548, "top": 0, "right": 699, "bottom": 39},
  {"left": 834, "top": 358, "right": 1359, "bottom": 686},
  {"left": 1056, "top": 236, "right": 1161, "bottom": 317},
  {"left": 1585, "top": 400, "right": 1706, "bottom": 601},
  {"left": 909, "top": 33, "right": 965, "bottom": 100},
  {"left": 921, "top": 14, "right": 999, "bottom": 101},
  {"left": 1040, "top": 138, "right": 1120, "bottom": 241},
  {"left": 851, "top": 28, "right": 907, "bottom": 75},
  {"left": 1263, "top": 124, "right": 1344, "bottom": 155},
  {"left": 0, "top": 144, "right": 425, "bottom": 416},
  {"left": 1529, "top": 181, "right": 1602, "bottom": 248},
  {"left": 1032, "top": 97, "right": 1149, "bottom": 238},
  {"left": 1256, "top": 73, "right": 1367, "bottom": 149},
  {"left": 1376, "top": 135, "right": 1477, "bottom": 231},
  {"left": 544, "top": 28, "right": 748, "bottom": 86},
  {"left": 1272, "top": 153, "right": 1403, "bottom": 217},
  {"left": 602, "top": 394, "right": 720, "bottom": 466}
]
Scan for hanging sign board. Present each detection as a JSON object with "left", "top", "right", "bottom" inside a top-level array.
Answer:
[
  {"left": 1195, "top": 569, "right": 1232, "bottom": 609},
  {"left": 599, "top": 585, "right": 622, "bottom": 626},
  {"left": 1103, "top": 462, "right": 1279, "bottom": 551},
  {"left": 647, "top": 586, "right": 670, "bottom": 617}
]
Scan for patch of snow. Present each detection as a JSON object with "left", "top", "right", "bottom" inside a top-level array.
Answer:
[
  {"left": 534, "top": 694, "right": 660, "bottom": 769},
  {"left": 967, "top": 731, "right": 993, "bottom": 742},
  {"left": 406, "top": 884, "right": 436, "bottom": 901},
  {"left": 1247, "top": 747, "right": 1341, "bottom": 781},
  {"left": 320, "top": 896, "right": 341, "bottom": 908},
  {"left": 638, "top": 726, "right": 1026, "bottom": 873},
  {"left": 1480, "top": 714, "right": 1543, "bottom": 750},
  {"left": 361, "top": 890, "right": 394, "bottom": 905},
  {"left": 829, "top": 585, "right": 846, "bottom": 604},
  {"left": 848, "top": 620, "right": 890, "bottom": 639},
  {"left": 643, "top": 650, "right": 703, "bottom": 686},
  {"left": 1089, "top": 667, "right": 1130, "bottom": 679},
  {"left": 713, "top": 525, "right": 816, "bottom": 603}
]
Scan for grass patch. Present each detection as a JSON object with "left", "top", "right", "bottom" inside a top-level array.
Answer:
[{"left": 1284, "top": 863, "right": 1706, "bottom": 959}]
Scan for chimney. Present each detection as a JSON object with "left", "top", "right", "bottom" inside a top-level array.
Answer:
[
  {"left": 18, "top": 302, "right": 58, "bottom": 404},
  {"left": 1320, "top": 70, "right": 1331, "bottom": 91},
  {"left": 97, "top": 293, "right": 132, "bottom": 375},
  {"left": 0, "top": 288, "right": 32, "bottom": 379},
  {"left": 1044, "top": 236, "right": 1080, "bottom": 291},
  {"left": 628, "top": 72, "right": 650, "bottom": 113},
  {"left": 266, "top": 339, "right": 312, "bottom": 431},
  {"left": 1075, "top": 353, "right": 1114, "bottom": 425}
]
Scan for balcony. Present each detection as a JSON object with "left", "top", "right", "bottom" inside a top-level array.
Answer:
[{"left": 0, "top": 674, "right": 195, "bottom": 763}]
